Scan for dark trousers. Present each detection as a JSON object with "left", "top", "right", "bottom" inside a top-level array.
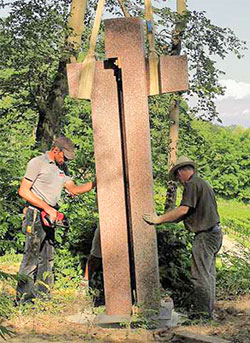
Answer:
[
  {"left": 191, "top": 226, "right": 223, "bottom": 317},
  {"left": 16, "top": 208, "right": 55, "bottom": 303}
]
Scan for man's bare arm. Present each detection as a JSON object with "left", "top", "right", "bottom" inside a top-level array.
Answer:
[
  {"left": 143, "top": 205, "right": 189, "bottom": 225},
  {"left": 18, "top": 178, "right": 57, "bottom": 220},
  {"left": 64, "top": 179, "right": 95, "bottom": 196}
]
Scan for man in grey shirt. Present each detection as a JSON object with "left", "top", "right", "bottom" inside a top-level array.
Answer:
[
  {"left": 16, "top": 137, "right": 95, "bottom": 304},
  {"left": 143, "top": 156, "right": 223, "bottom": 320}
]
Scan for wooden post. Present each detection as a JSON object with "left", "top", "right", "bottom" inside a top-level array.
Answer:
[
  {"left": 117, "top": 0, "right": 130, "bottom": 17},
  {"left": 168, "top": 0, "right": 186, "bottom": 167},
  {"left": 168, "top": 99, "right": 180, "bottom": 168},
  {"left": 177, "top": 0, "right": 186, "bottom": 14}
]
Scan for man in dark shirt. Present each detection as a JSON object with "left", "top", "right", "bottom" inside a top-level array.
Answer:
[{"left": 143, "top": 156, "right": 223, "bottom": 319}]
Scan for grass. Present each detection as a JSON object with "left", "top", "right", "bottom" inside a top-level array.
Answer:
[
  {"left": 0, "top": 197, "right": 249, "bottom": 333},
  {"left": 218, "top": 199, "right": 250, "bottom": 247},
  {"left": 0, "top": 253, "right": 22, "bottom": 265}
]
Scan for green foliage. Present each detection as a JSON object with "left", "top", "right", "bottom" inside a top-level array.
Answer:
[
  {"left": 0, "top": 291, "right": 15, "bottom": 320},
  {"left": 0, "top": 270, "right": 18, "bottom": 282},
  {"left": 184, "top": 121, "right": 250, "bottom": 202},
  {"left": 156, "top": 224, "right": 193, "bottom": 308},
  {"left": 0, "top": 0, "right": 249, "bottom": 309},
  {"left": 217, "top": 249, "right": 250, "bottom": 298},
  {"left": 219, "top": 199, "right": 250, "bottom": 219},
  {"left": 0, "top": 268, "right": 17, "bottom": 339},
  {"left": 0, "top": 99, "right": 39, "bottom": 253},
  {"left": 156, "top": 9, "right": 246, "bottom": 121},
  {"left": 54, "top": 248, "right": 82, "bottom": 289},
  {"left": 152, "top": 185, "right": 193, "bottom": 307},
  {"left": 0, "top": 325, "right": 15, "bottom": 340},
  {"left": 0, "top": 0, "right": 70, "bottom": 98},
  {"left": 218, "top": 199, "right": 250, "bottom": 247}
]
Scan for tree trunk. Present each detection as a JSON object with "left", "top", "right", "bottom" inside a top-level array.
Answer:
[
  {"left": 36, "top": 0, "right": 87, "bottom": 150},
  {"left": 165, "top": 0, "right": 186, "bottom": 210},
  {"left": 36, "top": 59, "right": 69, "bottom": 151}
]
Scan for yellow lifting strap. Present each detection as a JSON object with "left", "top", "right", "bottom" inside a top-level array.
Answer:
[
  {"left": 117, "top": 0, "right": 130, "bottom": 17},
  {"left": 78, "top": 0, "right": 106, "bottom": 99},
  {"left": 145, "top": 0, "right": 159, "bottom": 95},
  {"left": 67, "top": 0, "right": 88, "bottom": 63}
]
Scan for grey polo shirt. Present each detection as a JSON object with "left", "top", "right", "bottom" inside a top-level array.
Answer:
[
  {"left": 180, "top": 174, "right": 220, "bottom": 233},
  {"left": 24, "top": 152, "right": 71, "bottom": 207}
]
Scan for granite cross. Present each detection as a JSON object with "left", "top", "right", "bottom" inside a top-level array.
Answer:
[{"left": 67, "top": 17, "right": 188, "bottom": 318}]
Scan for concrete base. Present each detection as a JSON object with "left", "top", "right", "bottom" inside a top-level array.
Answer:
[
  {"left": 66, "top": 310, "right": 96, "bottom": 324},
  {"left": 156, "top": 310, "right": 187, "bottom": 328},
  {"left": 150, "top": 298, "right": 186, "bottom": 328},
  {"left": 93, "top": 310, "right": 185, "bottom": 329},
  {"left": 94, "top": 313, "right": 131, "bottom": 328},
  {"left": 66, "top": 300, "right": 186, "bottom": 329},
  {"left": 158, "top": 299, "right": 174, "bottom": 320}
]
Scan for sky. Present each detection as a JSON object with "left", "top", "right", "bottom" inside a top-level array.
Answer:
[
  {"left": 169, "top": 0, "right": 250, "bottom": 128},
  {"left": 1, "top": 0, "right": 250, "bottom": 128}
]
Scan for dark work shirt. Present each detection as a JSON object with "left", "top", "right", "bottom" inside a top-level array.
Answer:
[{"left": 180, "top": 174, "right": 220, "bottom": 233}]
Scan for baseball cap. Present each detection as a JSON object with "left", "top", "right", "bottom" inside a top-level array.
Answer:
[{"left": 53, "top": 136, "right": 75, "bottom": 160}]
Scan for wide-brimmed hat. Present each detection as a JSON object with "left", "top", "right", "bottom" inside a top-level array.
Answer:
[
  {"left": 53, "top": 136, "right": 75, "bottom": 160},
  {"left": 169, "top": 156, "right": 196, "bottom": 180}
]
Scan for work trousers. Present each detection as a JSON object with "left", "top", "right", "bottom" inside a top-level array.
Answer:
[
  {"left": 16, "top": 208, "right": 55, "bottom": 303},
  {"left": 191, "top": 225, "right": 223, "bottom": 317}
]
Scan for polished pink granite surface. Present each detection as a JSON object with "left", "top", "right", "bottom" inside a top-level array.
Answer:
[
  {"left": 105, "top": 18, "right": 160, "bottom": 310},
  {"left": 91, "top": 61, "right": 132, "bottom": 315}
]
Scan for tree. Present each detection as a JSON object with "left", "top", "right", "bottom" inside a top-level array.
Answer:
[
  {"left": 1, "top": 1, "right": 246, "bottom": 144},
  {"left": 0, "top": 0, "right": 72, "bottom": 150},
  {"left": 0, "top": 0, "right": 247, "bottom": 287}
]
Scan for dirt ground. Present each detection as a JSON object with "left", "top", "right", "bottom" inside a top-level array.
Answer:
[
  {"left": 1, "top": 291, "right": 249, "bottom": 343},
  {"left": 1, "top": 236, "right": 249, "bottom": 343}
]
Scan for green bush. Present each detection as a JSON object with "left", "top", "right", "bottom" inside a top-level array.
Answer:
[
  {"left": 54, "top": 248, "right": 83, "bottom": 289},
  {"left": 217, "top": 248, "right": 250, "bottom": 298},
  {"left": 0, "top": 292, "right": 15, "bottom": 320},
  {"left": 157, "top": 225, "right": 193, "bottom": 309}
]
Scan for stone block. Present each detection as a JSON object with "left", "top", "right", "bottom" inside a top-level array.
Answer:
[
  {"left": 105, "top": 17, "right": 160, "bottom": 310},
  {"left": 159, "top": 55, "right": 189, "bottom": 93},
  {"left": 91, "top": 61, "right": 132, "bottom": 315}
]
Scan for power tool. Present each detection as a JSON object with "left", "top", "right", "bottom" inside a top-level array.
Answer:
[{"left": 41, "top": 211, "right": 69, "bottom": 229}]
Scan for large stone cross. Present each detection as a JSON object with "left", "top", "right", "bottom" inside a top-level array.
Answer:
[{"left": 67, "top": 17, "right": 188, "bottom": 318}]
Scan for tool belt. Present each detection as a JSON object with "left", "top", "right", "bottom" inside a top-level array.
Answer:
[{"left": 22, "top": 206, "right": 38, "bottom": 234}]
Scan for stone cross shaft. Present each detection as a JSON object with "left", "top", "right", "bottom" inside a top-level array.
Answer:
[{"left": 67, "top": 17, "right": 188, "bottom": 317}]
